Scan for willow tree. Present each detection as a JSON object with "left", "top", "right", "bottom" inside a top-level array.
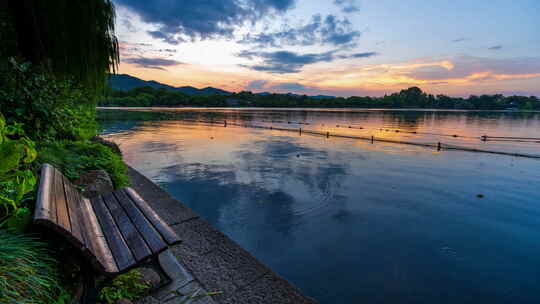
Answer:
[{"left": 5, "top": 0, "right": 119, "bottom": 92}]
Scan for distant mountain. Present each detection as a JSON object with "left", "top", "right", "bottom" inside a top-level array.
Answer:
[{"left": 108, "top": 74, "right": 231, "bottom": 95}]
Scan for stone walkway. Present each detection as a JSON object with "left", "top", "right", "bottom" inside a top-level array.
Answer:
[{"left": 128, "top": 166, "right": 318, "bottom": 304}]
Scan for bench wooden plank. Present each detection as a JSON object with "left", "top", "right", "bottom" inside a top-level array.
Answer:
[
  {"left": 113, "top": 189, "right": 167, "bottom": 254},
  {"left": 101, "top": 193, "right": 152, "bottom": 262},
  {"left": 34, "top": 164, "right": 53, "bottom": 221},
  {"left": 48, "top": 167, "right": 58, "bottom": 224},
  {"left": 124, "top": 187, "right": 181, "bottom": 245},
  {"left": 54, "top": 170, "right": 71, "bottom": 232},
  {"left": 90, "top": 195, "right": 135, "bottom": 271},
  {"left": 53, "top": 168, "right": 71, "bottom": 231},
  {"left": 79, "top": 197, "right": 119, "bottom": 274},
  {"left": 62, "top": 176, "right": 86, "bottom": 247}
]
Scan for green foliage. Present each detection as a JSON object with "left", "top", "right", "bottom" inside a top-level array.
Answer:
[
  {"left": 0, "top": 230, "right": 67, "bottom": 304},
  {"left": 100, "top": 85, "right": 540, "bottom": 110},
  {"left": 38, "top": 141, "right": 128, "bottom": 188},
  {"left": 5, "top": 0, "right": 119, "bottom": 92},
  {"left": 0, "top": 113, "right": 37, "bottom": 231},
  {"left": 0, "top": 58, "right": 98, "bottom": 141},
  {"left": 99, "top": 270, "right": 150, "bottom": 304},
  {"left": 100, "top": 86, "right": 228, "bottom": 107}
]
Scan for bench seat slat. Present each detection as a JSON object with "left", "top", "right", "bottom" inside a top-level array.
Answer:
[
  {"left": 113, "top": 189, "right": 168, "bottom": 254},
  {"left": 49, "top": 167, "right": 58, "bottom": 224},
  {"left": 62, "top": 177, "right": 86, "bottom": 247},
  {"left": 79, "top": 197, "right": 119, "bottom": 274},
  {"left": 34, "top": 164, "right": 53, "bottom": 221},
  {"left": 54, "top": 169, "right": 72, "bottom": 233},
  {"left": 90, "top": 196, "right": 136, "bottom": 271},
  {"left": 124, "top": 187, "right": 181, "bottom": 245},
  {"left": 101, "top": 193, "right": 153, "bottom": 262}
]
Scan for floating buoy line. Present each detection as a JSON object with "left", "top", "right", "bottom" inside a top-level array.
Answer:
[{"left": 176, "top": 118, "right": 540, "bottom": 159}]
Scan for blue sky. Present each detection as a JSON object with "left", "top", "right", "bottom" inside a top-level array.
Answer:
[{"left": 113, "top": 0, "right": 540, "bottom": 97}]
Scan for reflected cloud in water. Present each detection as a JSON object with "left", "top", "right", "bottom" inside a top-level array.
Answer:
[{"left": 100, "top": 109, "right": 540, "bottom": 304}]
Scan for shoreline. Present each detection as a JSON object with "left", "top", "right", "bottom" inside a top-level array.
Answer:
[
  {"left": 97, "top": 106, "right": 540, "bottom": 113},
  {"left": 127, "top": 165, "right": 318, "bottom": 303}
]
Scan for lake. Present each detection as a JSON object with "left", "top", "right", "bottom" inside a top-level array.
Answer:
[{"left": 99, "top": 108, "right": 540, "bottom": 304}]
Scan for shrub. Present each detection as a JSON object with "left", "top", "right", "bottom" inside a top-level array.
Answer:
[
  {"left": 99, "top": 270, "right": 149, "bottom": 304},
  {"left": 38, "top": 141, "right": 129, "bottom": 188},
  {"left": 0, "top": 58, "right": 98, "bottom": 141},
  {"left": 0, "top": 230, "right": 66, "bottom": 304},
  {"left": 0, "top": 112, "right": 37, "bottom": 231}
]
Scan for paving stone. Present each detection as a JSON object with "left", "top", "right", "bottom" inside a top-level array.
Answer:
[
  {"left": 169, "top": 244, "right": 269, "bottom": 301},
  {"left": 161, "top": 281, "right": 201, "bottom": 304},
  {"left": 173, "top": 249, "right": 238, "bottom": 298},
  {"left": 175, "top": 282, "right": 218, "bottom": 304},
  {"left": 213, "top": 238, "right": 271, "bottom": 288},
  {"left": 159, "top": 249, "right": 194, "bottom": 286},
  {"left": 170, "top": 219, "right": 228, "bottom": 256},
  {"left": 154, "top": 250, "right": 196, "bottom": 301},
  {"left": 134, "top": 296, "right": 159, "bottom": 304},
  {"left": 220, "top": 273, "right": 318, "bottom": 304},
  {"left": 138, "top": 267, "right": 162, "bottom": 289}
]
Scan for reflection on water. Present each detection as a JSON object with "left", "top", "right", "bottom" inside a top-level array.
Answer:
[{"left": 100, "top": 108, "right": 540, "bottom": 304}]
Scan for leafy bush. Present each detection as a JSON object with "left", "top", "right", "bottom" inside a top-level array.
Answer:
[
  {"left": 0, "top": 230, "right": 66, "bottom": 304},
  {"left": 0, "top": 58, "right": 97, "bottom": 141},
  {"left": 0, "top": 113, "right": 37, "bottom": 231},
  {"left": 99, "top": 270, "right": 149, "bottom": 304},
  {"left": 38, "top": 141, "right": 129, "bottom": 188}
]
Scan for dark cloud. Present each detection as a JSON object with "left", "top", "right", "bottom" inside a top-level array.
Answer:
[
  {"left": 349, "top": 52, "right": 378, "bottom": 58},
  {"left": 246, "top": 80, "right": 269, "bottom": 90},
  {"left": 488, "top": 45, "right": 503, "bottom": 50},
  {"left": 239, "top": 14, "right": 360, "bottom": 48},
  {"left": 240, "top": 49, "right": 377, "bottom": 73},
  {"left": 409, "top": 56, "right": 540, "bottom": 81},
  {"left": 147, "top": 31, "right": 185, "bottom": 45},
  {"left": 452, "top": 37, "right": 466, "bottom": 43},
  {"left": 333, "top": 0, "right": 359, "bottom": 13},
  {"left": 114, "top": 0, "right": 295, "bottom": 44},
  {"left": 123, "top": 57, "right": 184, "bottom": 70},
  {"left": 239, "top": 50, "right": 336, "bottom": 73}
]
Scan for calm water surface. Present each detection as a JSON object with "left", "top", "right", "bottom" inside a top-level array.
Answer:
[{"left": 99, "top": 108, "right": 540, "bottom": 304}]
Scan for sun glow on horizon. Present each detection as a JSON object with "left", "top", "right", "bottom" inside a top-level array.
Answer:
[{"left": 113, "top": 0, "right": 540, "bottom": 97}]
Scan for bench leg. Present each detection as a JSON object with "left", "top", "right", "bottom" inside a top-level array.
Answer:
[{"left": 82, "top": 271, "right": 112, "bottom": 304}]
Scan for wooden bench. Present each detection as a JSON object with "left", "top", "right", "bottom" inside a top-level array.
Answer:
[{"left": 33, "top": 164, "right": 181, "bottom": 300}]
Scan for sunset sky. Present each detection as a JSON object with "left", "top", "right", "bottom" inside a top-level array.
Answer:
[{"left": 113, "top": 0, "right": 540, "bottom": 97}]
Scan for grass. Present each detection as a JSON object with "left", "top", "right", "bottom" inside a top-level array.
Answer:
[
  {"left": 37, "top": 140, "right": 129, "bottom": 188},
  {"left": 0, "top": 230, "right": 67, "bottom": 304}
]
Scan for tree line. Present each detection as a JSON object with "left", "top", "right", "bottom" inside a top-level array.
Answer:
[{"left": 100, "top": 86, "right": 540, "bottom": 110}]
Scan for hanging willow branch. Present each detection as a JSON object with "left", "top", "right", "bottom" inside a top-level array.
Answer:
[{"left": 6, "top": 0, "right": 119, "bottom": 93}]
